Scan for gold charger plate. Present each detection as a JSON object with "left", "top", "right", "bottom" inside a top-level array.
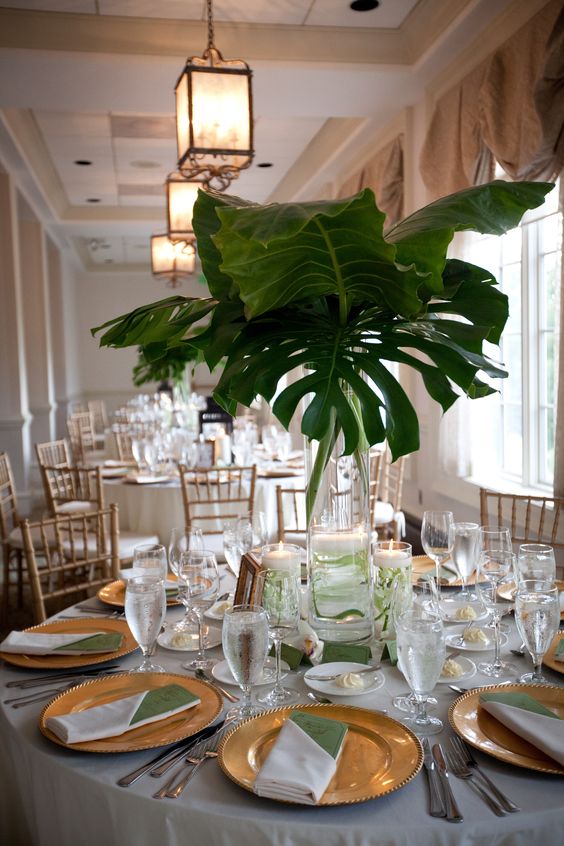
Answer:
[
  {"left": 543, "top": 631, "right": 564, "bottom": 675},
  {"left": 411, "top": 554, "right": 482, "bottom": 587},
  {"left": 97, "top": 579, "right": 180, "bottom": 608},
  {"left": 218, "top": 703, "right": 423, "bottom": 805},
  {"left": 39, "top": 671, "right": 223, "bottom": 753},
  {"left": 449, "top": 682, "right": 564, "bottom": 775},
  {"left": 498, "top": 579, "right": 564, "bottom": 618},
  {"left": 0, "top": 618, "right": 137, "bottom": 670}
]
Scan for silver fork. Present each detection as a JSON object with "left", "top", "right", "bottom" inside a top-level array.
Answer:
[
  {"left": 451, "top": 736, "right": 520, "bottom": 813},
  {"left": 445, "top": 745, "right": 506, "bottom": 816},
  {"left": 5, "top": 681, "right": 78, "bottom": 708},
  {"left": 153, "top": 728, "right": 227, "bottom": 799}
]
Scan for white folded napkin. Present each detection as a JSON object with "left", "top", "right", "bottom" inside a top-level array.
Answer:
[
  {"left": 254, "top": 711, "right": 347, "bottom": 804},
  {"left": 554, "top": 639, "right": 564, "bottom": 663},
  {"left": 0, "top": 630, "right": 121, "bottom": 656},
  {"left": 480, "top": 691, "right": 564, "bottom": 767},
  {"left": 46, "top": 683, "right": 200, "bottom": 744}
]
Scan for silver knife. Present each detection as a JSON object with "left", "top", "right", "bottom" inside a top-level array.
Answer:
[
  {"left": 432, "top": 743, "right": 463, "bottom": 823},
  {"left": 421, "top": 738, "right": 446, "bottom": 817}
]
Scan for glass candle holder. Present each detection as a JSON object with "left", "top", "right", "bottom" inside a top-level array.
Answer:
[{"left": 372, "top": 540, "right": 412, "bottom": 637}]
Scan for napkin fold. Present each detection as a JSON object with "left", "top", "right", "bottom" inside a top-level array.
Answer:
[
  {"left": 254, "top": 711, "right": 347, "bottom": 804},
  {"left": 0, "top": 630, "right": 122, "bottom": 655},
  {"left": 46, "top": 683, "right": 200, "bottom": 744},
  {"left": 480, "top": 691, "right": 564, "bottom": 767},
  {"left": 321, "top": 642, "right": 372, "bottom": 665},
  {"left": 554, "top": 639, "right": 564, "bottom": 662}
]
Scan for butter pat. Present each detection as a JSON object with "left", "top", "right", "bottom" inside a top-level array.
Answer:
[
  {"left": 170, "top": 632, "right": 194, "bottom": 648},
  {"left": 335, "top": 672, "right": 368, "bottom": 689},
  {"left": 464, "top": 627, "right": 488, "bottom": 644},
  {"left": 442, "top": 658, "right": 464, "bottom": 678},
  {"left": 455, "top": 606, "right": 477, "bottom": 621}
]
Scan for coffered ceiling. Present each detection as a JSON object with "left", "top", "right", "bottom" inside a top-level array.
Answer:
[{"left": 0, "top": 0, "right": 521, "bottom": 270}]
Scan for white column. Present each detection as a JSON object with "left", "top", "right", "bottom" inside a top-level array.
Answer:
[
  {"left": 19, "top": 210, "right": 56, "bottom": 447},
  {"left": 0, "top": 171, "right": 31, "bottom": 496},
  {"left": 46, "top": 240, "right": 70, "bottom": 439}
]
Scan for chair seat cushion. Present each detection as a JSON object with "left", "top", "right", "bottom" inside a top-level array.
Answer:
[
  {"left": 62, "top": 532, "right": 160, "bottom": 561},
  {"left": 373, "top": 501, "right": 394, "bottom": 525},
  {"left": 55, "top": 501, "right": 99, "bottom": 515},
  {"left": 8, "top": 525, "right": 56, "bottom": 550}
]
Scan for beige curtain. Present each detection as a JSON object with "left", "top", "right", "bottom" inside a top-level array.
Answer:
[
  {"left": 553, "top": 181, "right": 564, "bottom": 497},
  {"left": 337, "top": 135, "right": 404, "bottom": 226}
]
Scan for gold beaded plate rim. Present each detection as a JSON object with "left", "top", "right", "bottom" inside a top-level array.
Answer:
[
  {"left": 217, "top": 703, "right": 423, "bottom": 806},
  {"left": 543, "top": 631, "right": 564, "bottom": 676},
  {"left": 39, "top": 671, "right": 223, "bottom": 753},
  {"left": 448, "top": 682, "right": 564, "bottom": 775},
  {"left": 0, "top": 617, "right": 138, "bottom": 670},
  {"left": 97, "top": 579, "right": 181, "bottom": 608}
]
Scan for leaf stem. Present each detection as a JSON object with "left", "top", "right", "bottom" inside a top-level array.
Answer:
[{"left": 313, "top": 219, "right": 348, "bottom": 326}]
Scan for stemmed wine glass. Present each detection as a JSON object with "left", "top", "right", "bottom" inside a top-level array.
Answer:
[
  {"left": 222, "top": 605, "right": 270, "bottom": 719},
  {"left": 514, "top": 579, "right": 559, "bottom": 683},
  {"left": 451, "top": 522, "right": 480, "bottom": 602},
  {"left": 421, "top": 511, "right": 455, "bottom": 604},
  {"left": 179, "top": 550, "right": 220, "bottom": 671},
  {"left": 479, "top": 526, "right": 512, "bottom": 632},
  {"left": 168, "top": 527, "right": 204, "bottom": 633},
  {"left": 124, "top": 576, "right": 166, "bottom": 672},
  {"left": 256, "top": 567, "right": 300, "bottom": 706},
  {"left": 476, "top": 550, "right": 516, "bottom": 678},
  {"left": 396, "top": 608, "right": 445, "bottom": 735}
]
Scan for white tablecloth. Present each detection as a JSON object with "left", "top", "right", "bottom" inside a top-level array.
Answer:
[
  {"left": 1, "top": 597, "right": 563, "bottom": 846},
  {"left": 103, "top": 472, "right": 305, "bottom": 545}
]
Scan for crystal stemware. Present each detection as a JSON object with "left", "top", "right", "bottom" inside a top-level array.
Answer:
[
  {"left": 168, "top": 528, "right": 203, "bottom": 633},
  {"left": 132, "top": 543, "right": 168, "bottom": 580},
  {"left": 421, "top": 510, "right": 454, "bottom": 602},
  {"left": 515, "top": 579, "right": 559, "bottom": 683},
  {"left": 179, "top": 550, "right": 220, "bottom": 671},
  {"left": 451, "top": 522, "right": 480, "bottom": 602},
  {"left": 256, "top": 567, "right": 300, "bottom": 706},
  {"left": 476, "top": 550, "right": 516, "bottom": 678},
  {"left": 516, "top": 544, "right": 556, "bottom": 582},
  {"left": 391, "top": 579, "right": 439, "bottom": 714},
  {"left": 222, "top": 604, "right": 270, "bottom": 719},
  {"left": 396, "top": 609, "right": 445, "bottom": 735},
  {"left": 124, "top": 576, "right": 166, "bottom": 672}
]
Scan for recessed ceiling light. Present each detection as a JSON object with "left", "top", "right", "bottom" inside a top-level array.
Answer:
[
  {"left": 257, "top": 162, "right": 273, "bottom": 168},
  {"left": 350, "top": 0, "right": 379, "bottom": 10},
  {"left": 130, "top": 160, "right": 161, "bottom": 169},
  {"left": 86, "top": 198, "right": 101, "bottom": 203},
  {"left": 74, "top": 159, "right": 92, "bottom": 166}
]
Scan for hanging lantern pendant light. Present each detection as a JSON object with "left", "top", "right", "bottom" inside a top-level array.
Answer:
[
  {"left": 175, "top": 0, "right": 254, "bottom": 191},
  {"left": 151, "top": 234, "right": 195, "bottom": 288}
]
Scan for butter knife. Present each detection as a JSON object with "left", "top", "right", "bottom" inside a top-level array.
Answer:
[
  {"left": 421, "top": 738, "right": 446, "bottom": 817},
  {"left": 432, "top": 743, "right": 463, "bottom": 823}
]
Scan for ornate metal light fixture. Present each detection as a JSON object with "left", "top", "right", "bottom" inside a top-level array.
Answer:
[
  {"left": 174, "top": 0, "right": 254, "bottom": 191},
  {"left": 165, "top": 171, "right": 204, "bottom": 243},
  {"left": 150, "top": 235, "right": 195, "bottom": 288}
]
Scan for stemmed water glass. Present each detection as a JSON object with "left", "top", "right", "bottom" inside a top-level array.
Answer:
[
  {"left": 479, "top": 526, "right": 512, "bottom": 632},
  {"left": 514, "top": 579, "right": 559, "bottom": 683},
  {"left": 476, "top": 550, "right": 516, "bottom": 678},
  {"left": 516, "top": 544, "right": 556, "bottom": 582},
  {"left": 124, "top": 576, "right": 166, "bottom": 672},
  {"left": 257, "top": 567, "right": 300, "bottom": 706},
  {"left": 451, "top": 522, "right": 480, "bottom": 602},
  {"left": 421, "top": 510, "right": 454, "bottom": 603},
  {"left": 178, "top": 550, "right": 220, "bottom": 671},
  {"left": 396, "top": 609, "right": 445, "bottom": 735},
  {"left": 391, "top": 578, "right": 439, "bottom": 714},
  {"left": 168, "top": 527, "right": 204, "bottom": 633},
  {"left": 222, "top": 605, "right": 270, "bottom": 720},
  {"left": 132, "top": 543, "right": 168, "bottom": 579}
]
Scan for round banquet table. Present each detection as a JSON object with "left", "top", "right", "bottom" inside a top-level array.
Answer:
[
  {"left": 103, "top": 468, "right": 305, "bottom": 545},
  {"left": 1, "top": 589, "right": 563, "bottom": 846}
]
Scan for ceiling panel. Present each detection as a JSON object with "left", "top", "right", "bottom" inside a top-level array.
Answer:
[
  {"left": 98, "top": 0, "right": 205, "bottom": 19},
  {"left": 0, "top": 1, "right": 96, "bottom": 11},
  {"left": 306, "top": 0, "right": 419, "bottom": 28}
]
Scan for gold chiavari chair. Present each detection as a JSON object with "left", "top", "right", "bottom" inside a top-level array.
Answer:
[
  {"left": 35, "top": 438, "right": 71, "bottom": 470},
  {"left": 371, "top": 451, "right": 406, "bottom": 541},
  {"left": 67, "top": 411, "right": 99, "bottom": 464},
  {"left": 276, "top": 486, "right": 307, "bottom": 547}
]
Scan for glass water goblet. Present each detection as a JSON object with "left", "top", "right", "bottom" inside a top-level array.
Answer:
[
  {"left": 396, "top": 609, "right": 445, "bottom": 735},
  {"left": 391, "top": 579, "right": 439, "bottom": 714},
  {"left": 223, "top": 521, "right": 244, "bottom": 576},
  {"left": 476, "top": 550, "right": 516, "bottom": 678},
  {"left": 421, "top": 510, "right": 454, "bottom": 603},
  {"left": 515, "top": 579, "right": 559, "bottom": 684},
  {"left": 479, "top": 526, "right": 512, "bottom": 633},
  {"left": 132, "top": 543, "right": 168, "bottom": 580},
  {"left": 222, "top": 605, "right": 270, "bottom": 720},
  {"left": 125, "top": 576, "right": 166, "bottom": 672},
  {"left": 168, "top": 528, "right": 203, "bottom": 633},
  {"left": 257, "top": 567, "right": 300, "bottom": 706},
  {"left": 517, "top": 544, "right": 556, "bottom": 582},
  {"left": 451, "top": 522, "right": 480, "bottom": 602},
  {"left": 179, "top": 550, "right": 220, "bottom": 671}
]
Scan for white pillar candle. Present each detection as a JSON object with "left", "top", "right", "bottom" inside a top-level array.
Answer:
[
  {"left": 262, "top": 543, "right": 301, "bottom": 572},
  {"left": 311, "top": 530, "right": 367, "bottom": 556},
  {"left": 373, "top": 547, "right": 411, "bottom": 568}
]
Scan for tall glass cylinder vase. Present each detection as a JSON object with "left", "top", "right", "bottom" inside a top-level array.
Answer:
[{"left": 306, "top": 426, "right": 373, "bottom": 643}]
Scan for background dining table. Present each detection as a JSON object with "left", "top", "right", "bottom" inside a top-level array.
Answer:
[{"left": 1, "top": 582, "right": 563, "bottom": 846}]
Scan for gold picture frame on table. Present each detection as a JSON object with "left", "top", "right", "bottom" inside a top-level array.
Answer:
[{"left": 234, "top": 553, "right": 264, "bottom": 606}]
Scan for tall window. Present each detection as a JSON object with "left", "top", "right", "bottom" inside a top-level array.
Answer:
[{"left": 466, "top": 181, "right": 561, "bottom": 491}]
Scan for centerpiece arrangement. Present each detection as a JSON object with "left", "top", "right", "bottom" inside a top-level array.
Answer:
[{"left": 93, "top": 180, "right": 552, "bottom": 640}]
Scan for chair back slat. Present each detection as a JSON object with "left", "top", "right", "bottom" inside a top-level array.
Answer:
[
  {"left": 276, "top": 486, "right": 306, "bottom": 543},
  {"left": 178, "top": 465, "right": 256, "bottom": 535}
]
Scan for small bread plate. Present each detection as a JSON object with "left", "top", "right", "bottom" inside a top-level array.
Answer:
[
  {"left": 449, "top": 682, "right": 564, "bottom": 775},
  {"left": 437, "top": 655, "right": 476, "bottom": 684},
  {"left": 0, "top": 618, "right": 137, "bottom": 670},
  {"left": 157, "top": 626, "right": 222, "bottom": 652},
  {"left": 445, "top": 626, "right": 507, "bottom": 652},
  {"left": 304, "top": 662, "right": 385, "bottom": 697},
  {"left": 543, "top": 631, "right": 564, "bottom": 675},
  {"left": 204, "top": 598, "right": 234, "bottom": 621},
  {"left": 39, "top": 672, "right": 223, "bottom": 753},
  {"left": 97, "top": 579, "right": 180, "bottom": 608},
  {"left": 218, "top": 703, "right": 422, "bottom": 805},
  {"left": 439, "top": 598, "right": 489, "bottom": 624},
  {"left": 212, "top": 657, "right": 289, "bottom": 687}
]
